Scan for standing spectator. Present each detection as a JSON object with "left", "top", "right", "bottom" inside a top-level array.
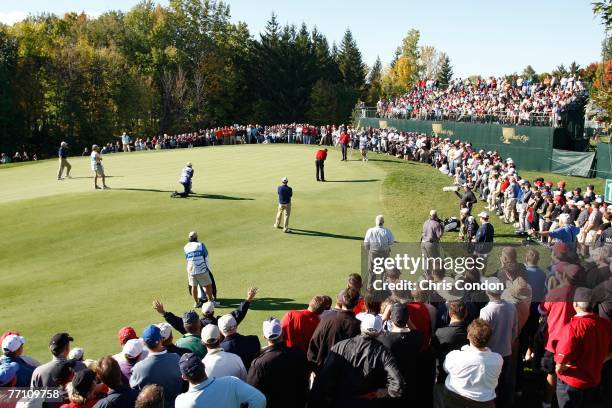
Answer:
[
  {"left": 421, "top": 210, "right": 444, "bottom": 267},
  {"left": 443, "top": 319, "right": 503, "bottom": 408},
  {"left": 134, "top": 385, "right": 164, "bottom": 408},
  {"left": 474, "top": 211, "right": 494, "bottom": 254},
  {"left": 364, "top": 215, "right": 395, "bottom": 286},
  {"left": 31, "top": 333, "right": 86, "bottom": 391},
  {"left": 310, "top": 314, "right": 405, "bottom": 407},
  {"left": 218, "top": 314, "right": 261, "bottom": 370},
  {"left": 112, "top": 327, "right": 143, "bottom": 363},
  {"left": 280, "top": 295, "right": 326, "bottom": 355},
  {"left": 1, "top": 334, "right": 36, "bottom": 386},
  {"left": 183, "top": 231, "right": 216, "bottom": 308},
  {"left": 247, "top": 318, "right": 309, "bottom": 408},
  {"left": 174, "top": 353, "right": 265, "bottom": 408},
  {"left": 532, "top": 213, "right": 581, "bottom": 243},
  {"left": 57, "top": 142, "right": 72, "bottom": 180},
  {"left": 61, "top": 369, "right": 100, "bottom": 408},
  {"left": 157, "top": 323, "right": 190, "bottom": 357},
  {"left": 201, "top": 324, "right": 247, "bottom": 380},
  {"left": 175, "top": 311, "right": 206, "bottom": 358},
  {"left": 118, "top": 132, "right": 131, "bottom": 152},
  {"left": 432, "top": 300, "right": 469, "bottom": 384},
  {"left": 307, "top": 288, "right": 361, "bottom": 373},
  {"left": 315, "top": 148, "right": 328, "bottom": 182},
  {"left": 378, "top": 304, "right": 424, "bottom": 407},
  {"left": 554, "top": 288, "right": 612, "bottom": 408},
  {"left": 479, "top": 277, "right": 518, "bottom": 408},
  {"left": 274, "top": 177, "right": 292, "bottom": 233},
  {"left": 130, "top": 325, "right": 182, "bottom": 408},
  {"left": 117, "top": 339, "right": 145, "bottom": 385}
]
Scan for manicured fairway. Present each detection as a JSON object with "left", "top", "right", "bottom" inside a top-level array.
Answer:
[{"left": 0, "top": 144, "right": 602, "bottom": 361}]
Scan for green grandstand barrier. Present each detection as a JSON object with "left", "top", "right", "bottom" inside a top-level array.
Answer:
[
  {"left": 595, "top": 143, "right": 612, "bottom": 180},
  {"left": 551, "top": 149, "right": 595, "bottom": 177},
  {"left": 357, "top": 118, "right": 555, "bottom": 171}
]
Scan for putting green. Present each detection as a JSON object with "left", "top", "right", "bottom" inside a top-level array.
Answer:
[{"left": 0, "top": 145, "right": 398, "bottom": 360}]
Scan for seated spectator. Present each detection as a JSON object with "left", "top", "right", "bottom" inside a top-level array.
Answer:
[
  {"left": 175, "top": 353, "right": 265, "bottom": 408},
  {"left": 310, "top": 314, "right": 405, "bottom": 407},
  {"left": 218, "top": 314, "right": 260, "bottom": 370},
  {"left": 201, "top": 324, "right": 247, "bottom": 380},
  {"left": 129, "top": 325, "right": 182, "bottom": 408},
  {"left": 135, "top": 384, "right": 164, "bottom": 408},
  {"left": 175, "top": 311, "right": 206, "bottom": 358},
  {"left": 247, "top": 318, "right": 309, "bottom": 408},
  {"left": 93, "top": 356, "right": 138, "bottom": 408},
  {"left": 1, "top": 333, "right": 36, "bottom": 386},
  {"left": 307, "top": 288, "right": 361, "bottom": 373},
  {"left": 61, "top": 369, "right": 100, "bottom": 408},
  {"left": 280, "top": 295, "right": 326, "bottom": 355},
  {"left": 444, "top": 318, "right": 503, "bottom": 407}
]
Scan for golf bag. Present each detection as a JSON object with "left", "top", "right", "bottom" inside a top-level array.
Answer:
[{"left": 443, "top": 217, "right": 460, "bottom": 232}]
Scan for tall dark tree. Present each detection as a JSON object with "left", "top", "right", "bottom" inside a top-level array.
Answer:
[
  {"left": 336, "top": 29, "right": 366, "bottom": 121},
  {"left": 436, "top": 53, "right": 453, "bottom": 89},
  {"left": 366, "top": 56, "right": 383, "bottom": 105}
]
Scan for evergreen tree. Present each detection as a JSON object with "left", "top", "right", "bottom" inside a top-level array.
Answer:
[
  {"left": 568, "top": 61, "right": 581, "bottom": 76},
  {"left": 337, "top": 29, "right": 366, "bottom": 120},
  {"left": 366, "top": 56, "right": 383, "bottom": 104},
  {"left": 436, "top": 53, "right": 453, "bottom": 89}
]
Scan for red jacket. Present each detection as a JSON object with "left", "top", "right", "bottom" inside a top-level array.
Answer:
[
  {"left": 281, "top": 309, "right": 320, "bottom": 355},
  {"left": 315, "top": 149, "right": 327, "bottom": 161},
  {"left": 406, "top": 302, "right": 432, "bottom": 349},
  {"left": 555, "top": 313, "right": 611, "bottom": 389},
  {"left": 339, "top": 133, "right": 350, "bottom": 145}
]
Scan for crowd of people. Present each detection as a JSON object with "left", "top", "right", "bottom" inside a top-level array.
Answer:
[
  {"left": 0, "top": 151, "right": 38, "bottom": 164},
  {"left": 375, "top": 75, "right": 587, "bottom": 127}
]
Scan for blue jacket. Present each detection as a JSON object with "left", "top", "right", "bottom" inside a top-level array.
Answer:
[{"left": 278, "top": 185, "right": 292, "bottom": 204}]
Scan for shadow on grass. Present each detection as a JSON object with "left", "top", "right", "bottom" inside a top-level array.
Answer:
[
  {"left": 68, "top": 175, "right": 123, "bottom": 179},
  {"left": 325, "top": 179, "right": 380, "bottom": 183},
  {"left": 219, "top": 297, "right": 308, "bottom": 311},
  {"left": 116, "top": 188, "right": 254, "bottom": 200},
  {"left": 289, "top": 228, "right": 363, "bottom": 241}
]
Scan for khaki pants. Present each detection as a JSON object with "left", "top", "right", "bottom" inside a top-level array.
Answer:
[
  {"left": 275, "top": 203, "right": 291, "bottom": 231},
  {"left": 58, "top": 158, "right": 71, "bottom": 179}
]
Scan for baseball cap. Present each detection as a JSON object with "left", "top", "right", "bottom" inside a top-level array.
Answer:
[
  {"left": 281, "top": 177, "right": 288, "bottom": 184},
  {"left": 182, "top": 311, "right": 199, "bottom": 325},
  {"left": 188, "top": 231, "right": 198, "bottom": 240},
  {"left": 0, "top": 361, "right": 19, "bottom": 385},
  {"left": 68, "top": 347, "right": 84, "bottom": 360},
  {"left": 72, "top": 369, "right": 96, "bottom": 397},
  {"left": 186, "top": 162, "right": 192, "bottom": 167},
  {"left": 218, "top": 315, "right": 237, "bottom": 334},
  {"left": 360, "top": 314, "right": 383, "bottom": 335},
  {"left": 49, "top": 333, "right": 74, "bottom": 353},
  {"left": 564, "top": 192, "right": 573, "bottom": 198},
  {"left": 390, "top": 303, "right": 409, "bottom": 327},
  {"left": 179, "top": 353, "right": 205, "bottom": 377},
  {"left": 574, "top": 287, "right": 594, "bottom": 304},
  {"left": 478, "top": 211, "right": 489, "bottom": 218},
  {"left": 123, "top": 338, "right": 145, "bottom": 358},
  {"left": 201, "top": 324, "right": 221, "bottom": 344},
  {"left": 142, "top": 325, "right": 162, "bottom": 346},
  {"left": 118, "top": 327, "right": 137, "bottom": 346},
  {"left": 51, "top": 359, "right": 76, "bottom": 383},
  {"left": 201, "top": 302, "right": 215, "bottom": 315},
  {"left": 429, "top": 209, "right": 437, "bottom": 216},
  {"left": 262, "top": 318, "right": 282, "bottom": 340},
  {"left": 2, "top": 334, "right": 25, "bottom": 353},
  {"left": 156, "top": 323, "right": 173, "bottom": 340}
]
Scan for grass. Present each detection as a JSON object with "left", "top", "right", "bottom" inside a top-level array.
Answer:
[{"left": 0, "top": 145, "right": 604, "bottom": 362}]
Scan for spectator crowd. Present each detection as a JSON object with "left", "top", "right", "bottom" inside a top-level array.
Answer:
[{"left": 375, "top": 75, "right": 587, "bottom": 127}]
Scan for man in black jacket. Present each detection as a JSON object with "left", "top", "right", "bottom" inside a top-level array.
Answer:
[
  {"left": 218, "top": 314, "right": 261, "bottom": 370},
  {"left": 247, "top": 318, "right": 309, "bottom": 408},
  {"left": 307, "top": 288, "right": 361, "bottom": 373},
  {"left": 310, "top": 314, "right": 405, "bottom": 408},
  {"left": 151, "top": 287, "right": 257, "bottom": 334},
  {"left": 432, "top": 300, "right": 469, "bottom": 384}
]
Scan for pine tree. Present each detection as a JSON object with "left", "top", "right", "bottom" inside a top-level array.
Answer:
[
  {"left": 336, "top": 29, "right": 366, "bottom": 120},
  {"left": 366, "top": 56, "right": 383, "bottom": 105},
  {"left": 436, "top": 53, "right": 453, "bottom": 89},
  {"left": 568, "top": 61, "right": 581, "bottom": 77},
  {"left": 522, "top": 65, "right": 536, "bottom": 81}
]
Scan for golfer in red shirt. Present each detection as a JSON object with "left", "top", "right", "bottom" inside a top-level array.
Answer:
[
  {"left": 315, "top": 148, "right": 327, "bottom": 181},
  {"left": 339, "top": 131, "right": 350, "bottom": 161}
]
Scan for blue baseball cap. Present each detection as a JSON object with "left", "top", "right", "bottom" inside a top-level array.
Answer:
[
  {"left": 182, "top": 311, "right": 199, "bottom": 325},
  {"left": 0, "top": 361, "right": 19, "bottom": 385},
  {"left": 179, "top": 353, "right": 204, "bottom": 377},
  {"left": 142, "top": 325, "right": 162, "bottom": 345}
]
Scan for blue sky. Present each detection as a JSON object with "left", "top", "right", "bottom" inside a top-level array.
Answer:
[{"left": 0, "top": 1, "right": 606, "bottom": 77}]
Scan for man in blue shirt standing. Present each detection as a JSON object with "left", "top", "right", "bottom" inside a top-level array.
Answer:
[
  {"left": 530, "top": 213, "right": 580, "bottom": 243},
  {"left": 57, "top": 141, "right": 72, "bottom": 180},
  {"left": 274, "top": 177, "right": 292, "bottom": 233}
]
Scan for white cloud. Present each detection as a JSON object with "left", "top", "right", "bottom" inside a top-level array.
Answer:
[{"left": 0, "top": 11, "right": 28, "bottom": 25}]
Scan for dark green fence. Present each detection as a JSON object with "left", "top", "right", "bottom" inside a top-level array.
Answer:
[
  {"left": 357, "top": 118, "right": 556, "bottom": 171},
  {"left": 595, "top": 143, "right": 612, "bottom": 179}
]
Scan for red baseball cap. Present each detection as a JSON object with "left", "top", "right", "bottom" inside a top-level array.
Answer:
[{"left": 117, "top": 327, "right": 137, "bottom": 346}]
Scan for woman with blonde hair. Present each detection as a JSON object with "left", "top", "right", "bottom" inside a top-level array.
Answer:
[{"left": 61, "top": 369, "right": 100, "bottom": 408}]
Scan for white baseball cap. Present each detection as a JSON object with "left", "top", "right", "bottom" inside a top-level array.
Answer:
[
  {"left": 2, "top": 335, "right": 25, "bottom": 353},
  {"left": 156, "top": 323, "right": 173, "bottom": 340},
  {"left": 122, "top": 338, "right": 145, "bottom": 358},
  {"left": 188, "top": 231, "right": 198, "bottom": 240},
  {"left": 262, "top": 318, "right": 282, "bottom": 340},
  {"left": 576, "top": 200, "right": 585, "bottom": 207},
  {"left": 360, "top": 314, "right": 383, "bottom": 335},
  {"left": 564, "top": 192, "right": 573, "bottom": 198},
  {"left": 218, "top": 315, "right": 237, "bottom": 334},
  {"left": 429, "top": 209, "right": 437, "bottom": 216},
  {"left": 281, "top": 177, "right": 288, "bottom": 184},
  {"left": 201, "top": 324, "right": 221, "bottom": 344},
  {"left": 478, "top": 211, "right": 489, "bottom": 218},
  {"left": 68, "top": 347, "right": 84, "bottom": 360},
  {"left": 186, "top": 162, "right": 192, "bottom": 167},
  {"left": 201, "top": 301, "right": 215, "bottom": 315}
]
